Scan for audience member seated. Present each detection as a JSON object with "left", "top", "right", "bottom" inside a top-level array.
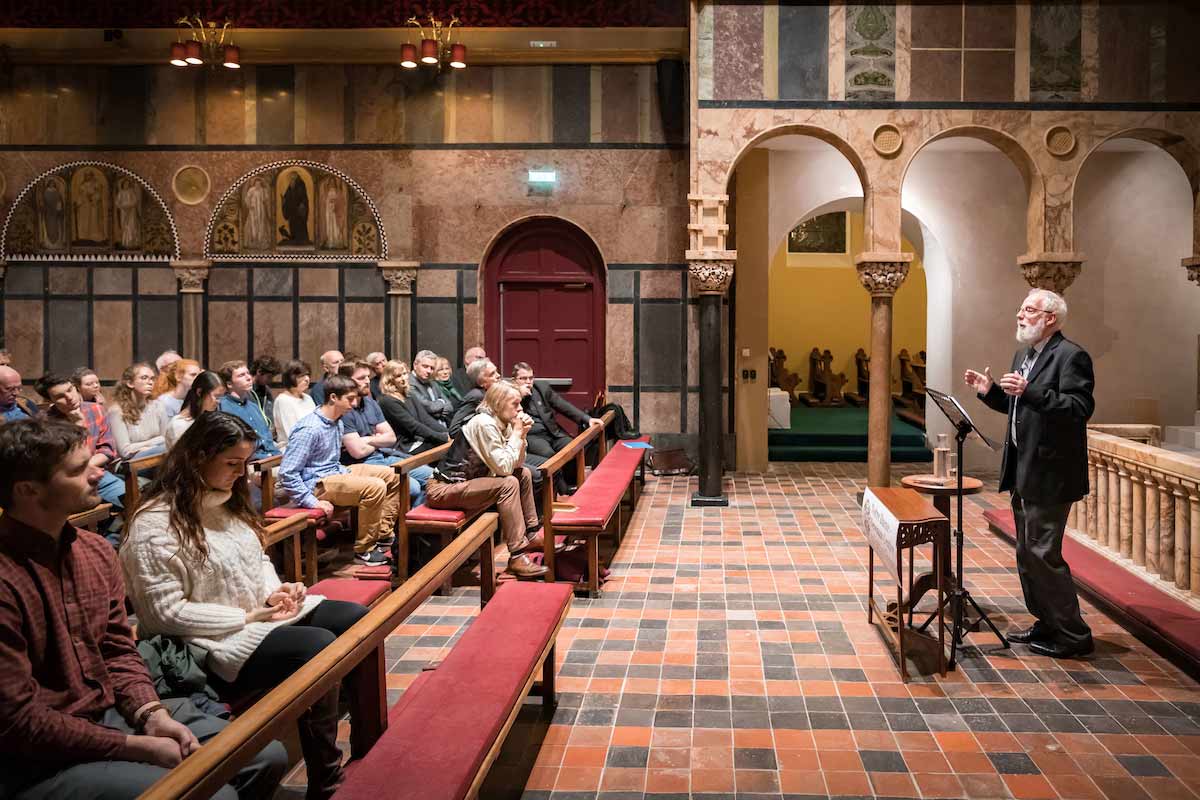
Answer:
[
  {"left": 410, "top": 350, "right": 454, "bottom": 425},
  {"left": 0, "top": 418, "right": 287, "bottom": 799},
  {"left": 448, "top": 358, "right": 500, "bottom": 438},
  {"left": 0, "top": 348, "right": 10, "bottom": 366},
  {"left": 378, "top": 360, "right": 450, "bottom": 455},
  {"left": 154, "top": 349, "right": 181, "bottom": 375},
  {"left": 152, "top": 358, "right": 200, "bottom": 419},
  {"left": 165, "top": 370, "right": 225, "bottom": 449},
  {"left": 425, "top": 382, "right": 548, "bottom": 578},
  {"left": 449, "top": 344, "right": 488, "bottom": 397},
  {"left": 278, "top": 375, "right": 404, "bottom": 566},
  {"left": 107, "top": 362, "right": 168, "bottom": 458},
  {"left": 274, "top": 360, "right": 317, "bottom": 448},
  {"left": 250, "top": 356, "right": 281, "bottom": 437},
  {"left": 513, "top": 361, "right": 603, "bottom": 459},
  {"left": 434, "top": 356, "right": 463, "bottom": 404},
  {"left": 72, "top": 366, "right": 107, "bottom": 409},
  {"left": 307, "top": 350, "right": 344, "bottom": 406},
  {"left": 0, "top": 365, "right": 37, "bottom": 424},
  {"left": 35, "top": 372, "right": 127, "bottom": 531},
  {"left": 121, "top": 413, "right": 366, "bottom": 799},
  {"left": 218, "top": 360, "right": 281, "bottom": 462},
  {"left": 366, "top": 351, "right": 387, "bottom": 400}
]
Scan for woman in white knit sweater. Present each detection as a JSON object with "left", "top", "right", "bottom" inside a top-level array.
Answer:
[{"left": 121, "top": 412, "right": 366, "bottom": 799}]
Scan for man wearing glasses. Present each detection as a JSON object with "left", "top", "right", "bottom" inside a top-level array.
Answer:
[{"left": 964, "top": 288, "right": 1095, "bottom": 659}]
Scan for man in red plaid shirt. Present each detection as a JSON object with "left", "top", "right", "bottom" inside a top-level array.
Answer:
[{"left": 35, "top": 373, "right": 127, "bottom": 540}]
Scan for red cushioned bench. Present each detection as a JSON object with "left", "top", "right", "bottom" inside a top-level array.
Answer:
[
  {"left": 334, "top": 581, "right": 572, "bottom": 800},
  {"left": 985, "top": 507, "right": 1200, "bottom": 675}
]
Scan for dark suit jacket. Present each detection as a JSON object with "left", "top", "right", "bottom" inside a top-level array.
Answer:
[
  {"left": 449, "top": 388, "right": 484, "bottom": 439},
  {"left": 449, "top": 367, "right": 473, "bottom": 398},
  {"left": 524, "top": 381, "right": 590, "bottom": 440},
  {"left": 379, "top": 394, "right": 449, "bottom": 454},
  {"left": 978, "top": 331, "right": 1094, "bottom": 505}
]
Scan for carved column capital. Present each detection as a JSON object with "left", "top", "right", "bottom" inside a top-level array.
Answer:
[
  {"left": 1182, "top": 256, "right": 1200, "bottom": 287},
  {"left": 1017, "top": 253, "right": 1084, "bottom": 293},
  {"left": 170, "top": 259, "right": 212, "bottom": 293},
  {"left": 686, "top": 251, "right": 735, "bottom": 296},
  {"left": 378, "top": 260, "right": 419, "bottom": 296},
  {"left": 854, "top": 253, "right": 913, "bottom": 297}
]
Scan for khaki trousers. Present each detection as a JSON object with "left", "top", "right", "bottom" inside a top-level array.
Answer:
[
  {"left": 316, "top": 463, "right": 403, "bottom": 553},
  {"left": 425, "top": 466, "right": 539, "bottom": 550}
]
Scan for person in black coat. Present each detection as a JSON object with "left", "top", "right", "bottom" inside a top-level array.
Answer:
[
  {"left": 377, "top": 361, "right": 449, "bottom": 455},
  {"left": 448, "top": 358, "right": 500, "bottom": 439},
  {"left": 965, "top": 288, "right": 1094, "bottom": 658},
  {"left": 512, "top": 362, "right": 603, "bottom": 459},
  {"left": 449, "top": 345, "right": 488, "bottom": 399}
]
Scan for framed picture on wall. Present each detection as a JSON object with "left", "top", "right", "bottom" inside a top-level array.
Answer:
[{"left": 787, "top": 211, "right": 847, "bottom": 254}]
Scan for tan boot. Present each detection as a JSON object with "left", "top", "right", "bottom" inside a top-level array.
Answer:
[{"left": 507, "top": 553, "right": 549, "bottom": 577}]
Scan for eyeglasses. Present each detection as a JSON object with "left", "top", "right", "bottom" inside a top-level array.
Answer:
[{"left": 1016, "top": 305, "right": 1051, "bottom": 317}]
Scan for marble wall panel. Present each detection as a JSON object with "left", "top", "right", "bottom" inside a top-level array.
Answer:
[
  {"left": 606, "top": 302, "right": 634, "bottom": 386},
  {"left": 4, "top": 300, "right": 43, "bottom": 376},
  {"left": 1031, "top": 1, "right": 1082, "bottom": 102},
  {"left": 713, "top": 2, "right": 764, "bottom": 100},
  {"left": 1166, "top": 3, "right": 1200, "bottom": 103},
  {"left": 47, "top": 299, "right": 89, "bottom": 372},
  {"left": 462, "top": 270, "right": 477, "bottom": 301},
  {"left": 344, "top": 303, "right": 384, "bottom": 361},
  {"left": 608, "top": 271, "right": 634, "bottom": 300},
  {"left": 601, "top": 66, "right": 640, "bottom": 144},
  {"left": 416, "top": 269, "right": 457, "bottom": 298},
  {"left": 910, "top": 49, "right": 962, "bottom": 101},
  {"left": 207, "top": 301, "right": 248, "bottom": 368},
  {"left": 92, "top": 300, "right": 132, "bottom": 380},
  {"left": 639, "top": 302, "right": 683, "bottom": 386},
  {"left": 964, "top": 3, "right": 1014, "bottom": 49},
  {"left": 687, "top": 303, "right": 699, "bottom": 388},
  {"left": 296, "top": 65, "right": 346, "bottom": 144},
  {"left": 209, "top": 268, "right": 248, "bottom": 296},
  {"left": 253, "top": 301, "right": 293, "bottom": 361},
  {"left": 298, "top": 302, "right": 338, "bottom": 369},
  {"left": 845, "top": 4, "right": 896, "bottom": 100},
  {"left": 0, "top": 68, "right": 49, "bottom": 145},
  {"left": 98, "top": 66, "right": 148, "bottom": 145},
  {"left": 93, "top": 268, "right": 132, "bottom": 295},
  {"left": 348, "top": 66, "right": 406, "bottom": 144},
  {"left": 496, "top": 66, "right": 548, "bottom": 143},
  {"left": 415, "top": 302, "right": 457, "bottom": 363},
  {"left": 205, "top": 67, "right": 251, "bottom": 145},
  {"left": 911, "top": 2, "right": 961, "bottom": 48},
  {"left": 50, "top": 67, "right": 101, "bottom": 145},
  {"left": 963, "top": 51, "right": 1015, "bottom": 102},
  {"left": 253, "top": 267, "right": 293, "bottom": 297},
  {"left": 343, "top": 267, "right": 383, "bottom": 298},
  {"left": 256, "top": 65, "right": 295, "bottom": 145},
  {"left": 4, "top": 266, "right": 42, "bottom": 295},
  {"left": 552, "top": 65, "right": 591, "bottom": 144},
  {"left": 404, "top": 76, "right": 445, "bottom": 144},
  {"left": 779, "top": 1, "right": 829, "bottom": 100},
  {"left": 146, "top": 66, "right": 198, "bottom": 145},
  {"left": 298, "top": 268, "right": 339, "bottom": 296},
  {"left": 136, "top": 298, "right": 179, "bottom": 364},
  {"left": 462, "top": 302, "right": 481, "bottom": 355},
  {"left": 639, "top": 270, "right": 683, "bottom": 299},
  {"left": 454, "top": 67, "right": 494, "bottom": 144},
  {"left": 48, "top": 267, "right": 87, "bottom": 295},
  {"left": 137, "top": 268, "right": 178, "bottom": 296},
  {"left": 1098, "top": 3, "right": 1150, "bottom": 102},
  {"left": 638, "top": 391, "right": 681, "bottom": 434}
]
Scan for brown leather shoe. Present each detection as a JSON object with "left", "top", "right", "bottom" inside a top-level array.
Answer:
[{"left": 507, "top": 554, "right": 549, "bottom": 578}]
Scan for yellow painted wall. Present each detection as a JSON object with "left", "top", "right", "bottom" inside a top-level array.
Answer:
[{"left": 768, "top": 212, "right": 926, "bottom": 392}]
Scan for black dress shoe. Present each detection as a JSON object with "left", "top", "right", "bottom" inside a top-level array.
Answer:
[
  {"left": 1028, "top": 638, "right": 1094, "bottom": 659},
  {"left": 1007, "top": 624, "right": 1049, "bottom": 644}
]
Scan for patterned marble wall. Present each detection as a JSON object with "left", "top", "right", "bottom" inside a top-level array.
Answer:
[{"left": 700, "top": 0, "right": 1200, "bottom": 104}]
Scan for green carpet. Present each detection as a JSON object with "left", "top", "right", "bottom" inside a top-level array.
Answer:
[{"left": 768, "top": 406, "right": 932, "bottom": 462}]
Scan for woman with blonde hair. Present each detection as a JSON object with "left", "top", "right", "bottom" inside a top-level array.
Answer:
[
  {"left": 107, "top": 361, "right": 168, "bottom": 457},
  {"left": 378, "top": 360, "right": 449, "bottom": 456},
  {"left": 121, "top": 412, "right": 366, "bottom": 798}
]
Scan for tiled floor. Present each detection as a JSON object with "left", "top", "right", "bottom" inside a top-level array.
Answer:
[{"left": 365, "top": 463, "right": 1200, "bottom": 799}]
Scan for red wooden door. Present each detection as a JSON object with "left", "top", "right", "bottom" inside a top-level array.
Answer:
[{"left": 485, "top": 219, "right": 605, "bottom": 417}]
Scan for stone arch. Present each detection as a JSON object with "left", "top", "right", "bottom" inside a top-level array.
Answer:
[
  {"left": 1, "top": 160, "right": 180, "bottom": 261},
  {"left": 204, "top": 160, "right": 388, "bottom": 261},
  {"left": 900, "top": 125, "right": 1046, "bottom": 256},
  {"left": 1071, "top": 127, "right": 1200, "bottom": 255}
]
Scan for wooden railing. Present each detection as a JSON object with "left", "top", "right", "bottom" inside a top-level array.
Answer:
[
  {"left": 1070, "top": 430, "right": 1200, "bottom": 601},
  {"left": 141, "top": 512, "right": 500, "bottom": 800}
]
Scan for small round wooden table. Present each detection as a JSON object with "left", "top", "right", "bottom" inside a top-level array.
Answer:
[{"left": 896, "top": 474, "right": 984, "bottom": 618}]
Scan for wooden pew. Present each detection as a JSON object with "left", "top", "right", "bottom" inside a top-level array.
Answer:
[
  {"left": 140, "top": 512, "right": 501, "bottom": 800},
  {"left": 256, "top": 454, "right": 351, "bottom": 586},
  {"left": 819, "top": 350, "right": 848, "bottom": 405},
  {"left": 539, "top": 411, "right": 647, "bottom": 597},
  {"left": 768, "top": 347, "right": 801, "bottom": 405},
  {"left": 844, "top": 348, "right": 870, "bottom": 407},
  {"left": 122, "top": 451, "right": 166, "bottom": 516},
  {"left": 895, "top": 349, "right": 927, "bottom": 429},
  {"left": 68, "top": 503, "right": 114, "bottom": 532},
  {"left": 802, "top": 348, "right": 848, "bottom": 406},
  {"left": 392, "top": 442, "right": 474, "bottom": 593}
]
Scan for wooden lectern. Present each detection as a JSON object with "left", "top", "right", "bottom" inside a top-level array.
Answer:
[{"left": 863, "top": 487, "right": 950, "bottom": 681}]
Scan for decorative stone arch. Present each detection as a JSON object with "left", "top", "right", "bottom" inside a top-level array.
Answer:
[
  {"left": 204, "top": 159, "right": 388, "bottom": 262},
  {"left": 1071, "top": 127, "right": 1200, "bottom": 256},
  {"left": 900, "top": 125, "right": 1047, "bottom": 256},
  {"left": 1, "top": 160, "right": 181, "bottom": 261}
]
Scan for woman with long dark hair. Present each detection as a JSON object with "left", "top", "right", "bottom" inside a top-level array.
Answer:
[
  {"left": 164, "top": 370, "right": 225, "bottom": 449},
  {"left": 120, "top": 412, "right": 366, "bottom": 799}
]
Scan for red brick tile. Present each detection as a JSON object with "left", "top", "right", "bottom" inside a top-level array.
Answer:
[
  {"left": 915, "top": 772, "right": 967, "bottom": 798},
  {"left": 870, "top": 771, "right": 920, "bottom": 797},
  {"left": 689, "top": 768, "right": 734, "bottom": 793},
  {"left": 823, "top": 770, "right": 872, "bottom": 796},
  {"left": 1047, "top": 773, "right": 1107, "bottom": 800},
  {"left": 733, "top": 769, "right": 779, "bottom": 793},
  {"left": 818, "top": 749, "right": 863, "bottom": 772},
  {"left": 554, "top": 766, "right": 602, "bottom": 791},
  {"left": 644, "top": 768, "right": 689, "bottom": 793},
  {"left": 611, "top": 726, "right": 652, "bottom": 747},
  {"left": 600, "top": 767, "right": 645, "bottom": 792},
  {"left": 1004, "top": 774, "right": 1059, "bottom": 799},
  {"left": 562, "top": 746, "right": 608, "bottom": 768}
]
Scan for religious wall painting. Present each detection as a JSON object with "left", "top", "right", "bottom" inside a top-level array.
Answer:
[
  {"left": 845, "top": 4, "right": 895, "bottom": 101},
  {"left": 113, "top": 176, "right": 142, "bottom": 250},
  {"left": 70, "top": 166, "right": 110, "bottom": 247},
  {"left": 36, "top": 176, "right": 68, "bottom": 251},
  {"left": 276, "top": 167, "right": 315, "bottom": 249},
  {"left": 204, "top": 160, "right": 385, "bottom": 261},
  {"left": 1031, "top": 2, "right": 1082, "bottom": 101},
  {"left": 787, "top": 212, "right": 847, "bottom": 255}
]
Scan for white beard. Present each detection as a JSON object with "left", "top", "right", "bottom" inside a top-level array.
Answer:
[{"left": 1016, "top": 319, "right": 1046, "bottom": 345}]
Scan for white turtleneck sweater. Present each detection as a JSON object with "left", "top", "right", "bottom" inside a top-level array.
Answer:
[{"left": 120, "top": 489, "right": 324, "bottom": 682}]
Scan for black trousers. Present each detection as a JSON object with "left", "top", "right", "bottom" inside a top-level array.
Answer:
[
  {"left": 1011, "top": 490, "right": 1092, "bottom": 648},
  {"left": 229, "top": 599, "right": 368, "bottom": 690},
  {"left": 528, "top": 432, "right": 577, "bottom": 497}
]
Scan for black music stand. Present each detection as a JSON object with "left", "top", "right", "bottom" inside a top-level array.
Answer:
[{"left": 924, "top": 388, "right": 1008, "bottom": 668}]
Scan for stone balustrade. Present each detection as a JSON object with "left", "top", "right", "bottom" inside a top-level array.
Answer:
[{"left": 1070, "top": 429, "right": 1200, "bottom": 603}]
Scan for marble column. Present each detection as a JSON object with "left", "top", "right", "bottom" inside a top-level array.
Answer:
[
  {"left": 378, "top": 260, "right": 419, "bottom": 361},
  {"left": 171, "top": 259, "right": 210, "bottom": 362},
  {"left": 855, "top": 254, "right": 913, "bottom": 488},
  {"left": 687, "top": 254, "right": 734, "bottom": 507},
  {"left": 1017, "top": 253, "right": 1084, "bottom": 294}
]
